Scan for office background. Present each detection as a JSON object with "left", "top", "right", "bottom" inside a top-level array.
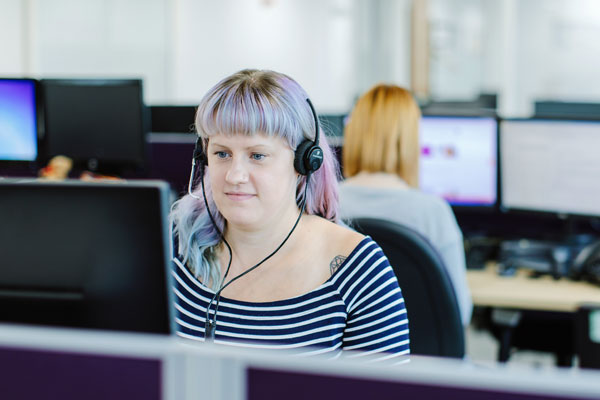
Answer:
[
  {"left": 2, "top": 0, "right": 600, "bottom": 117},
  {"left": 2, "top": 0, "right": 600, "bottom": 372}
]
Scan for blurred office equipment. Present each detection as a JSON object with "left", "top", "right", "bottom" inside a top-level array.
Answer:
[
  {"left": 481, "top": 118, "right": 600, "bottom": 364},
  {"left": 499, "top": 118, "right": 600, "bottom": 277},
  {"left": 419, "top": 115, "right": 498, "bottom": 208},
  {"left": 351, "top": 218, "right": 465, "bottom": 358},
  {"left": 147, "top": 132, "right": 196, "bottom": 195},
  {"left": 501, "top": 118, "right": 600, "bottom": 218},
  {"left": 0, "top": 179, "right": 174, "bottom": 334},
  {"left": 534, "top": 101, "right": 600, "bottom": 120},
  {"left": 0, "top": 78, "right": 39, "bottom": 170},
  {"left": 575, "top": 303, "right": 600, "bottom": 370},
  {"left": 420, "top": 93, "right": 497, "bottom": 116},
  {"left": 146, "top": 105, "right": 198, "bottom": 194},
  {"left": 150, "top": 105, "right": 196, "bottom": 133},
  {"left": 40, "top": 79, "right": 149, "bottom": 175},
  {"left": 571, "top": 241, "right": 600, "bottom": 284},
  {"left": 319, "top": 114, "right": 346, "bottom": 138}
]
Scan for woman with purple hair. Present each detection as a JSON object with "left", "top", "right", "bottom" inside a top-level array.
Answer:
[{"left": 170, "top": 69, "right": 409, "bottom": 361}]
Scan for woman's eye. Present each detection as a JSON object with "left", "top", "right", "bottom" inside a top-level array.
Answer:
[
  {"left": 251, "top": 153, "right": 266, "bottom": 161},
  {"left": 215, "top": 151, "right": 229, "bottom": 159}
]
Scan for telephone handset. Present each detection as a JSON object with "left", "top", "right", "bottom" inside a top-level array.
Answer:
[{"left": 570, "top": 240, "right": 600, "bottom": 284}]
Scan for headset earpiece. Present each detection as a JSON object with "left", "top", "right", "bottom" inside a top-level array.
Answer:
[
  {"left": 294, "top": 98, "right": 323, "bottom": 176},
  {"left": 294, "top": 140, "right": 323, "bottom": 175}
]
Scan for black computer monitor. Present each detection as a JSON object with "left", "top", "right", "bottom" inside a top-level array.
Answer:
[
  {"left": 0, "top": 78, "right": 39, "bottom": 166},
  {"left": 419, "top": 115, "right": 498, "bottom": 207},
  {"left": 0, "top": 180, "right": 174, "bottom": 334},
  {"left": 40, "top": 79, "right": 148, "bottom": 174},
  {"left": 150, "top": 105, "right": 197, "bottom": 133},
  {"left": 501, "top": 119, "right": 600, "bottom": 218}
]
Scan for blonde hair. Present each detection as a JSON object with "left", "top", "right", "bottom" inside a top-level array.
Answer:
[{"left": 343, "top": 84, "right": 421, "bottom": 187}]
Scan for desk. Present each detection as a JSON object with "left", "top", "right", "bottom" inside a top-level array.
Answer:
[
  {"left": 467, "top": 265, "right": 600, "bottom": 312},
  {"left": 467, "top": 265, "right": 600, "bottom": 364}
]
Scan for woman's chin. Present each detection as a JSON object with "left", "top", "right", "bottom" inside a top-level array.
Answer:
[{"left": 223, "top": 213, "right": 262, "bottom": 230}]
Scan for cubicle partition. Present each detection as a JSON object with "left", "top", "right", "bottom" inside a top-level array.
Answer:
[{"left": 2, "top": 323, "right": 600, "bottom": 400}]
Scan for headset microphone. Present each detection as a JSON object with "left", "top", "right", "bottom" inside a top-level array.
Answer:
[{"left": 186, "top": 98, "right": 322, "bottom": 341}]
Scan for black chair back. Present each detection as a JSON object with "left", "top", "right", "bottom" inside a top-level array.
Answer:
[{"left": 352, "top": 217, "right": 465, "bottom": 358}]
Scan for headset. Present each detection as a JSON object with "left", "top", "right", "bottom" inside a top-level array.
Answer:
[{"left": 185, "top": 98, "right": 323, "bottom": 341}]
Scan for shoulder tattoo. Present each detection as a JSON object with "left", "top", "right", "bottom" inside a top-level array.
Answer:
[{"left": 330, "top": 255, "right": 347, "bottom": 276}]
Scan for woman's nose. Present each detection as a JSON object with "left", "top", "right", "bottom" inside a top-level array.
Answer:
[{"left": 225, "top": 157, "right": 249, "bottom": 184}]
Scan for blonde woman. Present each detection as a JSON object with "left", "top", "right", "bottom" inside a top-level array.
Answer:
[{"left": 339, "top": 84, "right": 472, "bottom": 327}]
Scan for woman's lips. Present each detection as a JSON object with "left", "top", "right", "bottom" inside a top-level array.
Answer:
[{"left": 225, "top": 192, "right": 255, "bottom": 201}]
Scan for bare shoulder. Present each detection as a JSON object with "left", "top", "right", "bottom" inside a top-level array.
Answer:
[{"left": 304, "top": 216, "right": 365, "bottom": 276}]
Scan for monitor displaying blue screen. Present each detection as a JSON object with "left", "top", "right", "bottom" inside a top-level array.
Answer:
[
  {"left": 419, "top": 115, "right": 498, "bottom": 207},
  {"left": 0, "top": 79, "right": 38, "bottom": 161}
]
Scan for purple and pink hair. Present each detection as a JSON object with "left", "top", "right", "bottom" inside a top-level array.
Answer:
[{"left": 170, "top": 69, "right": 341, "bottom": 289}]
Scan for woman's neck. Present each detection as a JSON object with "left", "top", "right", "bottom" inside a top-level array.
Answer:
[
  {"left": 222, "top": 207, "right": 305, "bottom": 273},
  {"left": 344, "top": 171, "right": 409, "bottom": 189}
]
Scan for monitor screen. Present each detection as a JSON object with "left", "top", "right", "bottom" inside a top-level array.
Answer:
[
  {"left": 41, "top": 79, "right": 147, "bottom": 173},
  {"left": 501, "top": 119, "right": 600, "bottom": 217},
  {"left": 0, "top": 180, "right": 174, "bottom": 334},
  {"left": 419, "top": 115, "right": 498, "bottom": 207},
  {"left": 319, "top": 114, "right": 346, "bottom": 138},
  {"left": 150, "top": 105, "right": 196, "bottom": 133},
  {"left": 0, "top": 78, "right": 38, "bottom": 162}
]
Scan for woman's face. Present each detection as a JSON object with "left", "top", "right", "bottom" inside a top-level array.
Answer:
[{"left": 206, "top": 133, "right": 299, "bottom": 231}]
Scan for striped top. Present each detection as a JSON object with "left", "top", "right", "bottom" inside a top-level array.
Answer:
[{"left": 173, "top": 237, "right": 410, "bottom": 360}]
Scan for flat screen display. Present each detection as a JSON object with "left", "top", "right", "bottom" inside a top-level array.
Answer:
[
  {"left": 419, "top": 115, "right": 498, "bottom": 207},
  {"left": 501, "top": 119, "right": 600, "bottom": 217},
  {"left": 0, "top": 79, "right": 38, "bottom": 162},
  {"left": 0, "top": 179, "right": 174, "bottom": 334},
  {"left": 41, "top": 79, "right": 146, "bottom": 173}
]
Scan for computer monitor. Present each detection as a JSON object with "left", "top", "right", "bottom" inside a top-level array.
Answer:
[
  {"left": 534, "top": 101, "right": 600, "bottom": 120},
  {"left": 319, "top": 114, "right": 346, "bottom": 137},
  {"left": 150, "top": 105, "right": 197, "bottom": 133},
  {"left": 501, "top": 119, "right": 600, "bottom": 217},
  {"left": 0, "top": 179, "right": 174, "bottom": 334},
  {"left": 40, "top": 79, "right": 148, "bottom": 174},
  {"left": 0, "top": 78, "right": 39, "bottom": 164},
  {"left": 419, "top": 115, "right": 498, "bottom": 207}
]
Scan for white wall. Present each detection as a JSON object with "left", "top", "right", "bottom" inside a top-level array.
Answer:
[
  {"left": 428, "top": 0, "right": 600, "bottom": 116},
  {"left": 13, "top": 0, "right": 170, "bottom": 102},
  {"left": 170, "top": 0, "right": 361, "bottom": 112},
  {"left": 428, "top": 0, "right": 487, "bottom": 100},
  {"left": 2, "top": 0, "right": 600, "bottom": 116},
  {"left": 511, "top": 0, "right": 600, "bottom": 115},
  {"left": 0, "top": 0, "right": 27, "bottom": 75}
]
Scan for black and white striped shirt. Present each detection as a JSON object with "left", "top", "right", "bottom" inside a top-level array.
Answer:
[{"left": 173, "top": 237, "right": 410, "bottom": 360}]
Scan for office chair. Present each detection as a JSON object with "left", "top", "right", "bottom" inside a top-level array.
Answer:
[{"left": 351, "top": 218, "right": 465, "bottom": 358}]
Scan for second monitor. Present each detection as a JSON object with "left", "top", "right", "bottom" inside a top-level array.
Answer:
[
  {"left": 40, "top": 78, "right": 148, "bottom": 175},
  {"left": 419, "top": 115, "right": 498, "bottom": 208},
  {"left": 501, "top": 118, "right": 600, "bottom": 217}
]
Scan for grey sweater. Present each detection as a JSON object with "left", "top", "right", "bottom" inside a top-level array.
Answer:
[{"left": 339, "top": 183, "right": 473, "bottom": 326}]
